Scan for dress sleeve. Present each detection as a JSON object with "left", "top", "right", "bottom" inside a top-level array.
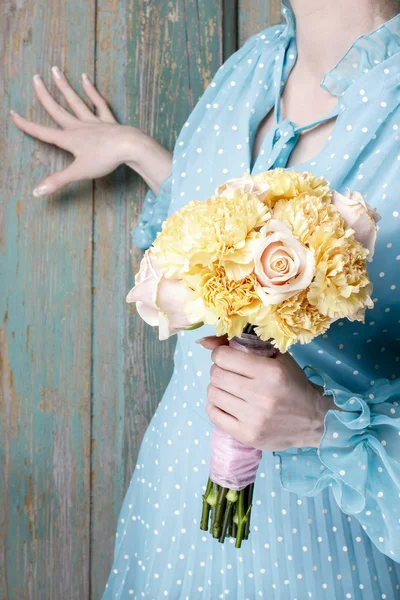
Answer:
[
  {"left": 273, "top": 366, "right": 400, "bottom": 562},
  {"left": 131, "top": 172, "right": 173, "bottom": 251},
  {"left": 131, "top": 25, "right": 281, "bottom": 251}
]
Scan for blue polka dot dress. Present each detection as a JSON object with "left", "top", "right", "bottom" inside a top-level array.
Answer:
[{"left": 102, "top": 2, "right": 400, "bottom": 598}]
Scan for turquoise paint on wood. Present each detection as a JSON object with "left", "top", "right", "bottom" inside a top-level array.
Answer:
[
  {"left": 91, "top": 1, "right": 225, "bottom": 596},
  {"left": 224, "top": 0, "right": 238, "bottom": 60},
  {"left": 1, "top": 2, "right": 95, "bottom": 599},
  {"left": 239, "top": 0, "right": 283, "bottom": 46},
  {"left": 0, "top": 0, "right": 244, "bottom": 597}
]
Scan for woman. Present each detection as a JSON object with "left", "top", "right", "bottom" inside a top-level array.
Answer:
[{"left": 11, "top": 0, "right": 400, "bottom": 597}]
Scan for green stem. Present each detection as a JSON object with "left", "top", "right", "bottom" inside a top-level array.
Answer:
[
  {"left": 200, "top": 477, "right": 213, "bottom": 531},
  {"left": 235, "top": 489, "right": 245, "bottom": 548},
  {"left": 212, "top": 486, "right": 228, "bottom": 539},
  {"left": 219, "top": 500, "right": 234, "bottom": 543},
  {"left": 209, "top": 482, "right": 219, "bottom": 534},
  {"left": 244, "top": 483, "right": 254, "bottom": 540},
  {"left": 227, "top": 515, "right": 232, "bottom": 538},
  {"left": 225, "top": 488, "right": 238, "bottom": 540},
  {"left": 206, "top": 482, "right": 218, "bottom": 507},
  {"left": 235, "top": 489, "right": 252, "bottom": 548},
  {"left": 232, "top": 502, "right": 237, "bottom": 538},
  {"left": 243, "top": 322, "right": 254, "bottom": 335}
]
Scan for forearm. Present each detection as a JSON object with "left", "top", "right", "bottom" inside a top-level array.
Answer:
[{"left": 120, "top": 126, "right": 173, "bottom": 196}]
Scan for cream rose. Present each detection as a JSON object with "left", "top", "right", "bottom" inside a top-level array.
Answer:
[
  {"left": 332, "top": 189, "right": 381, "bottom": 260},
  {"left": 253, "top": 220, "right": 316, "bottom": 305},
  {"left": 126, "top": 249, "right": 199, "bottom": 340},
  {"left": 214, "top": 171, "right": 270, "bottom": 202}
]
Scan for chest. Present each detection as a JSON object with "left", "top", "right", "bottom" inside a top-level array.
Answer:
[
  {"left": 252, "top": 113, "right": 336, "bottom": 169},
  {"left": 251, "top": 80, "right": 338, "bottom": 169}
]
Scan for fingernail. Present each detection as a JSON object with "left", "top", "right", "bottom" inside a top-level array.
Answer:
[
  {"left": 10, "top": 109, "right": 19, "bottom": 117},
  {"left": 33, "top": 184, "right": 48, "bottom": 197},
  {"left": 51, "top": 65, "right": 62, "bottom": 79},
  {"left": 195, "top": 337, "right": 210, "bottom": 344},
  {"left": 33, "top": 74, "right": 41, "bottom": 84},
  {"left": 81, "top": 73, "right": 91, "bottom": 83}
]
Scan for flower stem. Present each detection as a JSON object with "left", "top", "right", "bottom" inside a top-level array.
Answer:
[
  {"left": 244, "top": 483, "right": 254, "bottom": 540},
  {"left": 208, "top": 482, "right": 219, "bottom": 534},
  {"left": 219, "top": 500, "right": 234, "bottom": 543},
  {"left": 212, "top": 486, "right": 228, "bottom": 538},
  {"left": 199, "top": 479, "right": 255, "bottom": 546},
  {"left": 200, "top": 477, "right": 213, "bottom": 531},
  {"left": 232, "top": 502, "right": 237, "bottom": 538},
  {"left": 235, "top": 488, "right": 252, "bottom": 548},
  {"left": 227, "top": 516, "right": 232, "bottom": 538}
]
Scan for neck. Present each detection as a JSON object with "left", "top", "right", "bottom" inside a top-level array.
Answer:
[{"left": 289, "top": 0, "right": 397, "bottom": 82}]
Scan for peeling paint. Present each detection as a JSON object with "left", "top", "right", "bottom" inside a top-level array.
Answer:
[{"left": 1, "top": 1, "right": 230, "bottom": 597}]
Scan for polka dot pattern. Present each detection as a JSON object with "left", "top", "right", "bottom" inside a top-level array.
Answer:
[{"left": 108, "top": 2, "right": 400, "bottom": 598}]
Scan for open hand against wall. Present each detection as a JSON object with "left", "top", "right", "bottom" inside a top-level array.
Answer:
[{"left": 9, "top": 66, "right": 166, "bottom": 197}]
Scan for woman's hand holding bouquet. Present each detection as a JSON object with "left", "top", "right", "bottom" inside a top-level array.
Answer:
[{"left": 126, "top": 168, "right": 380, "bottom": 547}]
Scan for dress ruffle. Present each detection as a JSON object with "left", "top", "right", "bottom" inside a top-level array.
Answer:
[
  {"left": 132, "top": 172, "right": 173, "bottom": 250},
  {"left": 321, "top": 13, "right": 400, "bottom": 96},
  {"left": 280, "top": 1, "right": 400, "bottom": 97},
  {"left": 273, "top": 367, "right": 400, "bottom": 560}
]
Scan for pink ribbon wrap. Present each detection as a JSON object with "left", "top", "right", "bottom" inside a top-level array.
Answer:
[{"left": 209, "top": 333, "right": 277, "bottom": 490}]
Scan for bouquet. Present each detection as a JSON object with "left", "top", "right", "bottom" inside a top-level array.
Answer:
[{"left": 126, "top": 168, "right": 380, "bottom": 548}]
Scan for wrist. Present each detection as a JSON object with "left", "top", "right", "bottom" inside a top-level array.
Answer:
[
  {"left": 304, "top": 384, "right": 336, "bottom": 448},
  {"left": 307, "top": 382, "right": 343, "bottom": 448},
  {"left": 120, "top": 127, "right": 173, "bottom": 194},
  {"left": 116, "top": 125, "right": 150, "bottom": 167}
]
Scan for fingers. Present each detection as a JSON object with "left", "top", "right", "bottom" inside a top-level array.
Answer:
[
  {"left": 32, "top": 160, "right": 84, "bottom": 197},
  {"left": 10, "top": 110, "right": 65, "bottom": 147},
  {"left": 207, "top": 384, "right": 247, "bottom": 420},
  {"left": 209, "top": 363, "right": 248, "bottom": 398},
  {"left": 51, "top": 65, "right": 97, "bottom": 121},
  {"left": 32, "top": 74, "right": 78, "bottom": 129},
  {"left": 210, "top": 344, "right": 269, "bottom": 378},
  {"left": 206, "top": 402, "right": 242, "bottom": 440},
  {"left": 81, "top": 73, "right": 116, "bottom": 123},
  {"left": 195, "top": 334, "right": 229, "bottom": 350}
]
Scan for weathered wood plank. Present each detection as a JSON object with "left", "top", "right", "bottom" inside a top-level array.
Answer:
[
  {"left": 0, "top": 1, "right": 276, "bottom": 597},
  {"left": 0, "top": 2, "right": 94, "bottom": 599},
  {"left": 91, "top": 0, "right": 225, "bottom": 596},
  {"left": 223, "top": 0, "right": 238, "bottom": 60},
  {"left": 239, "top": 0, "right": 283, "bottom": 46}
]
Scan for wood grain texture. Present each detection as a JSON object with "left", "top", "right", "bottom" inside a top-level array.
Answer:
[
  {"left": 0, "top": 2, "right": 95, "bottom": 600},
  {"left": 224, "top": 0, "right": 238, "bottom": 60},
  {"left": 239, "top": 0, "right": 283, "bottom": 46},
  {"left": 91, "top": 1, "right": 224, "bottom": 597},
  {"left": 0, "top": 0, "right": 277, "bottom": 597}
]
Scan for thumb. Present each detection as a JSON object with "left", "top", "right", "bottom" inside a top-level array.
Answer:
[
  {"left": 32, "top": 161, "right": 83, "bottom": 197},
  {"left": 195, "top": 334, "right": 229, "bottom": 350}
]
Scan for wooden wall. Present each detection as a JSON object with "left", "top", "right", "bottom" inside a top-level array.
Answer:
[{"left": 0, "top": 2, "right": 282, "bottom": 598}]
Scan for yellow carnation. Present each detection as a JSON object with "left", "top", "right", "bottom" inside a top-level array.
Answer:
[
  {"left": 272, "top": 193, "right": 346, "bottom": 246},
  {"left": 253, "top": 290, "right": 332, "bottom": 353},
  {"left": 249, "top": 182, "right": 373, "bottom": 350},
  {"left": 183, "top": 265, "right": 262, "bottom": 339},
  {"left": 152, "top": 191, "right": 270, "bottom": 280},
  {"left": 146, "top": 167, "right": 374, "bottom": 351},
  {"left": 307, "top": 232, "right": 373, "bottom": 320},
  {"left": 252, "top": 169, "right": 331, "bottom": 209}
]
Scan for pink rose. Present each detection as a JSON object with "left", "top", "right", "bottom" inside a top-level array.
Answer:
[
  {"left": 253, "top": 220, "right": 316, "bottom": 305},
  {"left": 126, "top": 249, "right": 197, "bottom": 340},
  {"left": 215, "top": 171, "right": 270, "bottom": 201},
  {"left": 332, "top": 189, "right": 381, "bottom": 260}
]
